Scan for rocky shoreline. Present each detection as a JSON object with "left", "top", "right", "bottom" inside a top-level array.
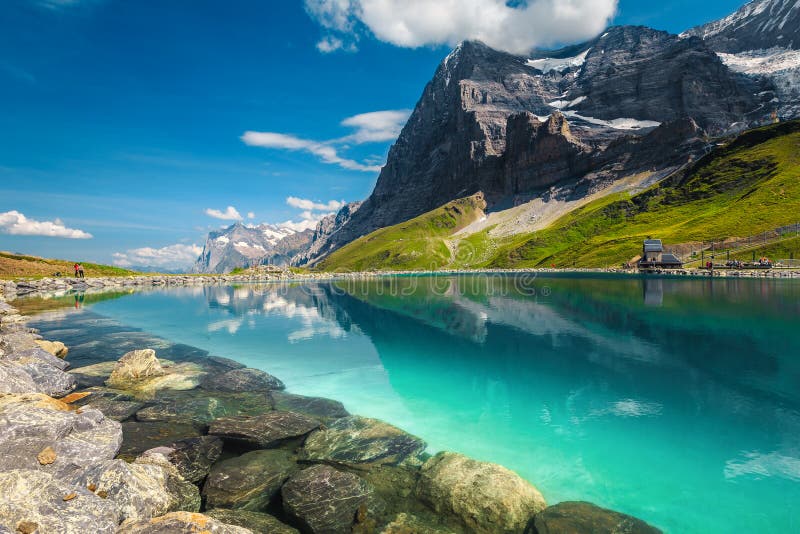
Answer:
[
  {"left": 0, "top": 283, "right": 666, "bottom": 534},
  {"left": 3, "top": 264, "right": 798, "bottom": 297}
]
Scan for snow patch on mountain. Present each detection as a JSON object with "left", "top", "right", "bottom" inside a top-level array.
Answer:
[
  {"left": 718, "top": 47, "right": 800, "bottom": 74},
  {"left": 527, "top": 49, "right": 589, "bottom": 73},
  {"left": 561, "top": 111, "right": 661, "bottom": 130}
]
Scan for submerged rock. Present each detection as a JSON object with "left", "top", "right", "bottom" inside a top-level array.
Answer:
[
  {"left": 209, "top": 411, "right": 318, "bottom": 448},
  {"left": 416, "top": 452, "right": 546, "bottom": 534},
  {"left": 203, "top": 449, "right": 297, "bottom": 511},
  {"left": 301, "top": 416, "right": 426, "bottom": 468},
  {"left": 282, "top": 464, "right": 373, "bottom": 534},
  {"left": 105, "top": 350, "right": 206, "bottom": 399},
  {"left": 119, "top": 421, "right": 203, "bottom": 461},
  {"left": 202, "top": 367, "right": 285, "bottom": 393},
  {"left": 116, "top": 511, "right": 252, "bottom": 534},
  {"left": 0, "top": 469, "right": 118, "bottom": 534},
  {"left": 140, "top": 436, "right": 223, "bottom": 483},
  {"left": 526, "top": 501, "right": 662, "bottom": 534},
  {"left": 0, "top": 394, "right": 122, "bottom": 473},
  {"left": 270, "top": 391, "right": 349, "bottom": 422},
  {"left": 107, "top": 349, "right": 165, "bottom": 384},
  {"left": 381, "top": 513, "right": 459, "bottom": 534},
  {"left": 205, "top": 509, "right": 299, "bottom": 534}
]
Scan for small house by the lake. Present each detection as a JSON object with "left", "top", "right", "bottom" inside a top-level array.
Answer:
[{"left": 638, "top": 239, "right": 683, "bottom": 269}]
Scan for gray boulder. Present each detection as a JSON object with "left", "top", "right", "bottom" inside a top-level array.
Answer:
[
  {"left": 19, "top": 361, "right": 76, "bottom": 397},
  {"left": 416, "top": 452, "right": 546, "bottom": 534},
  {"left": 0, "top": 394, "right": 122, "bottom": 474},
  {"left": 63, "top": 457, "right": 200, "bottom": 524},
  {"left": 301, "top": 416, "right": 426, "bottom": 468},
  {"left": 140, "top": 436, "right": 223, "bottom": 483},
  {"left": 0, "top": 469, "right": 118, "bottom": 534},
  {"left": 206, "top": 509, "right": 299, "bottom": 534},
  {"left": 0, "top": 362, "right": 40, "bottom": 394},
  {"left": 116, "top": 511, "right": 252, "bottom": 534},
  {"left": 3, "top": 347, "right": 69, "bottom": 370},
  {"left": 526, "top": 501, "right": 662, "bottom": 534},
  {"left": 209, "top": 411, "right": 318, "bottom": 448},
  {"left": 203, "top": 449, "right": 297, "bottom": 511},
  {"left": 282, "top": 464, "right": 373, "bottom": 534},
  {"left": 202, "top": 367, "right": 284, "bottom": 392},
  {"left": 270, "top": 391, "right": 349, "bottom": 422}
]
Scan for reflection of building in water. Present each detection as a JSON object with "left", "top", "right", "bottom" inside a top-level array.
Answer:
[{"left": 643, "top": 279, "right": 664, "bottom": 307}]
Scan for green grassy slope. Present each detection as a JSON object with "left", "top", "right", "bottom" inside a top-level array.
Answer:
[
  {"left": 0, "top": 251, "right": 139, "bottom": 279},
  {"left": 315, "top": 120, "right": 800, "bottom": 271},
  {"left": 315, "top": 194, "right": 486, "bottom": 272},
  {"left": 488, "top": 120, "right": 800, "bottom": 268}
]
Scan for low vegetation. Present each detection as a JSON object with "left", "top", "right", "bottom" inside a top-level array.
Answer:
[{"left": 0, "top": 251, "right": 139, "bottom": 280}]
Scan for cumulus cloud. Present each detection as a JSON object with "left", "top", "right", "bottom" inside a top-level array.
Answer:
[
  {"left": 247, "top": 212, "right": 256, "bottom": 219},
  {"left": 0, "top": 210, "right": 92, "bottom": 239},
  {"left": 241, "top": 109, "right": 409, "bottom": 173},
  {"left": 205, "top": 206, "right": 243, "bottom": 221},
  {"left": 304, "top": 0, "right": 618, "bottom": 54},
  {"left": 112, "top": 243, "right": 203, "bottom": 271},
  {"left": 286, "top": 197, "right": 344, "bottom": 211}
]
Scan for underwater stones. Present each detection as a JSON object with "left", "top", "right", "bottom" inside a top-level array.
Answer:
[
  {"left": 526, "top": 502, "right": 663, "bottom": 534},
  {"left": 69, "top": 361, "right": 118, "bottom": 388},
  {"left": 282, "top": 464, "right": 373, "bottom": 534},
  {"left": 203, "top": 449, "right": 297, "bottom": 512},
  {"left": 202, "top": 367, "right": 285, "bottom": 393},
  {"left": 205, "top": 509, "right": 299, "bottom": 534},
  {"left": 416, "top": 452, "right": 546, "bottom": 534},
  {"left": 381, "top": 513, "right": 458, "bottom": 534},
  {"left": 140, "top": 436, "right": 223, "bottom": 483},
  {"left": 0, "top": 395, "right": 122, "bottom": 473},
  {"left": 270, "top": 391, "right": 349, "bottom": 422},
  {"left": 104, "top": 351, "right": 205, "bottom": 399},
  {"left": 209, "top": 411, "right": 318, "bottom": 448},
  {"left": 0, "top": 469, "right": 118, "bottom": 534},
  {"left": 119, "top": 421, "right": 203, "bottom": 461},
  {"left": 34, "top": 340, "right": 68, "bottom": 358},
  {"left": 107, "top": 350, "right": 164, "bottom": 384},
  {"left": 116, "top": 511, "right": 252, "bottom": 534},
  {"left": 63, "top": 458, "right": 200, "bottom": 524},
  {"left": 301, "top": 416, "right": 426, "bottom": 468}
]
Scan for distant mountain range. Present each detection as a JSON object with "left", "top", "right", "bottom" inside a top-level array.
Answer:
[{"left": 195, "top": 0, "right": 800, "bottom": 273}]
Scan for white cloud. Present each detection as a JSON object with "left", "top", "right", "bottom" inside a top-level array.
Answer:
[
  {"left": 286, "top": 197, "right": 344, "bottom": 211},
  {"left": 205, "top": 206, "right": 243, "bottom": 221},
  {"left": 247, "top": 212, "right": 256, "bottom": 219},
  {"left": 241, "top": 108, "right": 409, "bottom": 173},
  {"left": 112, "top": 243, "right": 203, "bottom": 271},
  {"left": 304, "top": 0, "right": 617, "bottom": 55},
  {"left": 0, "top": 210, "right": 92, "bottom": 239},
  {"left": 339, "top": 110, "right": 411, "bottom": 143}
]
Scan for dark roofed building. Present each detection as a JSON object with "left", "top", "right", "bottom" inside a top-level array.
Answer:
[{"left": 639, "top": 239, "right": 683, "bottom": 269}]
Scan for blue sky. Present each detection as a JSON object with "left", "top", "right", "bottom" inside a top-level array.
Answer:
[{"left": 0, "top": 0, "right": 747, "bottom": 269}]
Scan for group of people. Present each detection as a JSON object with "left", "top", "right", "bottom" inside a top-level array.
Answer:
[{"left": 73, "top": 263, "right": 85, "bottom": 278}]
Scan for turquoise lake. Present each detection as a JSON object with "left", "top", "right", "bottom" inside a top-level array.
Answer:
[{"left": 26, "top": 274, "right": 800, "bottom": 533}]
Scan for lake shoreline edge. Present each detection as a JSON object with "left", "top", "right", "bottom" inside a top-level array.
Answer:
[{"left": 1, "top": 281, "right": 665, "bottom": 534}]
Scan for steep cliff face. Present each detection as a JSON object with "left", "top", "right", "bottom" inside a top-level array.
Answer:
[
  {"left": 684, "top": 0, "right": 800, "bottom": 53},
  {"left": 193, "top": 223, "right": 312, "bottom": 274},
  {"left": 292, "top": 202, "right": 362, "bottom": 267},
  {"left": 310, "top": 27, "right": 763, "bottom": 260}
]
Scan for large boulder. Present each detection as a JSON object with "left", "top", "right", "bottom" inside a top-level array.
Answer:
[
  {"left": 3, "top": 347, "right": 69, "bottom": 371},
  {"left": 202, "top": 368, "right": 284, "bottom": 392},
  {"left": 416, "top": 452, "right": 546, "bottom": 534},
  {"left": 0, "top": 362, "right": 40, "bottom": 394},
  {"left": 203, "top": 449, "right": 297, "bottom": 511},
  {"left": 105, "top": 350, "right": 205, "bottom": 398},
  {"left": 140, "top": 436, "right": 223, "bottom": 483},
  {"left": 0, "top": 469, "right": 118, "bottom": 534},
  {"left": 301, "top": 416, "right": 426, "bottom": 468},
  {"left": 116, "top": 511, "right": 252, "bottom": 534},
  {"left": 18, "top": 361, "right": 76, "bottom": 397},
  {"left": 282, "top": 464, "right": 373, "bottom": 534},
  {"left": 206, "top": 509, "right": 300, "bottom": 534},
  {"left": 271, "top": 391, "right": 349, "bottom": 422},
  {"left": 526, "top": 502, "right": 662, "bottom": 534},
  {"left": 35, "top": 340, "right": 68, "bottom": 358},
  {"left": 209, "top": 411, "right": 318, "bottom": 448},
  {"left": 62, "top": 457, "right": 200, "bottom": 523},
  {"left": 0, "top": 394, "right": 122, "bottom": 473}
]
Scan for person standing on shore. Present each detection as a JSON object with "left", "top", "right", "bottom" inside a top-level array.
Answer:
[
  {"left": 74, "top": 263, "right": 80, "bottom": 278},
  {"left": 78, "top": 264, "right": 85, "bottom": 278}
]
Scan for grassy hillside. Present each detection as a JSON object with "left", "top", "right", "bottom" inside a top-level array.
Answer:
[
  {"left": 315, "top": 194, "right": 486, "bottom": 272},
  {"left": 0, "top": 251, "right": 139, "bottom": 279},
  {"left": 487, "top": 120, "right": 800, "bottom": 268},
  {"left": 316, "top": 120, "right": 800, "bottom": 271}
]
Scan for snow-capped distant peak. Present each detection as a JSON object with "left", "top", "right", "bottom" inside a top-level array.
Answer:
[{"left": 527, "top": 50, "right": 589, "bottom": 73}]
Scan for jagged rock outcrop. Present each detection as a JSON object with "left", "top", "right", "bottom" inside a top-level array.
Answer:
[
  {"left": 194, "top": 222, "right": 312, "bottom": 274},
  {"left": 292, "top": 201, "right": 362, "bottom": 267},
  {"left": 309, "top": 23, "right": 771, "bottom": 260}
]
